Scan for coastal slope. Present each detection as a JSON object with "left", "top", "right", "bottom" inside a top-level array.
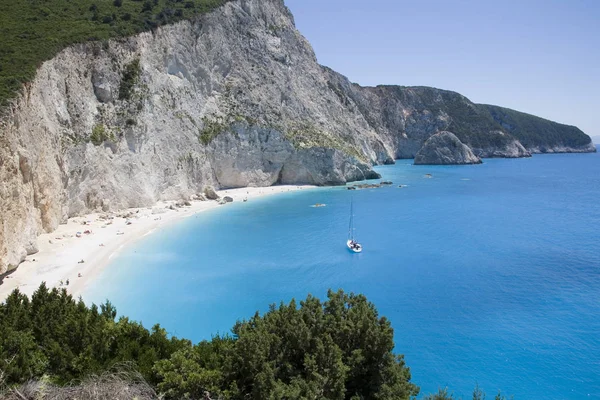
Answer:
[
  {"left": 322, "top": 70, "right": 594, "bottom": 158},
  {"left": 482, "top": 104, "right": 597, "bottom": 153},
  {"left": 0, "top": 0, "right": 595, "bottom": 272}
]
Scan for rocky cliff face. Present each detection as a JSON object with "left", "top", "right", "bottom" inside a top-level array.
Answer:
[
  {"left": 0, "top": 0, "right": 595, "bottom": 272},
  {"left": 0, "top": 0, "right": 384, "bottom": 271},
  {"left": 414, "top": 131, "right": 482, "bottom": 165}
]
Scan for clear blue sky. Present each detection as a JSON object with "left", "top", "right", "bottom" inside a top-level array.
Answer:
[{"left": 285, "top": 0, "right": 600, "bottom": 139}]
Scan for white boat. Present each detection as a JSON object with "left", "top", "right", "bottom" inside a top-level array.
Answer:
[{"left": 347, "top": 198, "right": 362, "bottom": 253}]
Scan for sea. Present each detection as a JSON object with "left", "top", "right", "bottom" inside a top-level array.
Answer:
[{"left": 85, "top": 149, "right": 600, "bottom": 399}]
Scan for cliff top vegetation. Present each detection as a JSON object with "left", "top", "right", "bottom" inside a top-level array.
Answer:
[
  {"left": 481, "top": 104, "right": 592, "bottom": 148},
  {"left": 0, "top": 0, "right": 230, "bottom": 109}
]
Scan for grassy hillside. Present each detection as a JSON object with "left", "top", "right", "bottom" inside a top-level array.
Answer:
[
  {"left": 0, "top": 0, "right": 229, "bottom": 108},
  {"left": 482, "top": 104, "right": 593, "bottom": 148}
]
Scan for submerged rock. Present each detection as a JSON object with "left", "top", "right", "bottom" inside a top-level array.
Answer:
[
  {"left": 352, "top": 183, "right": 383, "bottom": 190},
  {"left": 414, "top": 132, "right": 482, "bottom": 165}
]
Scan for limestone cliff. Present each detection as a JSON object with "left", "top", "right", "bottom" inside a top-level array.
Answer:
[
  {"left": 414, "top": 131, "right": 482, "bottom": 165},
  {"left": 0, "top": 0, "right": 595, "bottom": 272},
  {"left": 0, "top": 0, "right": 384, "bottom": 271}
]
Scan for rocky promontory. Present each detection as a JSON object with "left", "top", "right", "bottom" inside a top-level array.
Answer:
[{"left": 414, "top": 131, "right": 482, "bottom": 165}]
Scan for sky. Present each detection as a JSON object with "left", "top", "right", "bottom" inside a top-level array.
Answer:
[{"left": 284, "top": 0, "right": 600, "bottom": 140}]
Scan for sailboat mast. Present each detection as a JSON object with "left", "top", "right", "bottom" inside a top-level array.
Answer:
[{"left": 348, "top": 198, "right": 354, "bottom": 241}]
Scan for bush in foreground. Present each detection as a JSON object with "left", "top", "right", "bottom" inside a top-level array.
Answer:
[{"left": 0, "top": 283, "right": 509, "bottom": 399}]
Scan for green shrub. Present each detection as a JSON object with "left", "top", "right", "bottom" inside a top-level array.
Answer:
[
  {"left": 142, "top": 1, "right": 153, "bottom": 12},
  {"left": 0, "top": 284, "right": 190, "bottom": 386},
  {"left": 118, "top": 59, "right": 141, "bottom": 101},
  {"left": 90, "top": 124, "right": 114, "bottom": 145},
  {"left": 198, "top": 117, "right": 227, "bottom": 145},
  {"left": 0, "top": 284, "right": 510, "bottom": 399}
]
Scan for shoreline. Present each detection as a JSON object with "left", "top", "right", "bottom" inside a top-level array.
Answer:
[{"left": 0, "top": 185, "right": 314, "bottom": 301}]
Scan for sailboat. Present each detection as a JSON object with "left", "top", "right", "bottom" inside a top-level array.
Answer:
[{"left": 347, "top": 198, "right": 363, "bottom": 253}]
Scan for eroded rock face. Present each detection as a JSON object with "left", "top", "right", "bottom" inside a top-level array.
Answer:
[{"left": 414, "top": 131, "right": 482, "bottom": 165}]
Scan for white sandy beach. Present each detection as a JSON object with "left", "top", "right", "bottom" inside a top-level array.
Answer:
[{"left": 0, "top": 185, "right": 313, "bottom": 301}]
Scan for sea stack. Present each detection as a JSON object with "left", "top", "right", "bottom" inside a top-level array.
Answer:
[{"left": 414, "top": 131, "right": 482, "bottom": 165}]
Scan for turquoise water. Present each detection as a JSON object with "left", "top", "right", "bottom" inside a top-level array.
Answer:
[{"left": 86, "top": 150, "right": 600, "bottom": 399}]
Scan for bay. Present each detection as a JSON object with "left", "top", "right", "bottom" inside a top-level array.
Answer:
[{"left": 86, "top": 150, "right": 600, "bottom": 399}]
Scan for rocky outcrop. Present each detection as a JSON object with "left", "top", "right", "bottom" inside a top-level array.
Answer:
[
  {"left": 414, "top": 132, "right": 482, "bottom": 165},
  {"left": 203, "top": 187, "right": 220, "bottom": 201},
  {"left": 207, "top": 127, "right": 379, "bottom": 187},
  {"left": 0, "top": 0, "right": 595, "bottom": 272}
]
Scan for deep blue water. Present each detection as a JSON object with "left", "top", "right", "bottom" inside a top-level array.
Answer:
[{"left": 86, "top": 150, "right": 600, "bottom": 399}]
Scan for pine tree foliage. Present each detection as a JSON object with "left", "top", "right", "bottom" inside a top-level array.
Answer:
[{"left": 0, "top": 284, "right": 509, "bottom": 399}]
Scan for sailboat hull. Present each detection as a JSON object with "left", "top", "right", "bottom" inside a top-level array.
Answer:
[{"left": 347, "top": 240, "right": 362, "bottom": 253}]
